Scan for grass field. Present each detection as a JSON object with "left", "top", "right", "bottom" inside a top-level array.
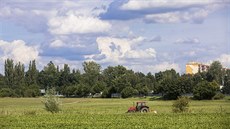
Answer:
[{"left": 0, "top": 97, "right": 230, "bottom": 129}]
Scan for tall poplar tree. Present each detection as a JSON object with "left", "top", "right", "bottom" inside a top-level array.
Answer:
[
  {"left": 25, "top": 60, "right": 38, "bottom": 85},
  {"left": 4, "top": 59, "right": 14, "bottom": 88}
]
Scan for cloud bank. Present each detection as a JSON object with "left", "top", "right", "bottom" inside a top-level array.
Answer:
[
  {"left": 87, "top": 37, "right": 156, "bottom": 64},
  {"left": 101, "top": 0, "right": 228, "bottom": 24},
  {"left": 0, "top": 40, "right": 39, "bottom": 64},
  {"left": 48, "top": 14, "right": 111, "bottom": 35}
]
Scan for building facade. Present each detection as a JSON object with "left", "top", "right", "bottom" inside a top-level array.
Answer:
[{"left": 186, "top": 62, "right": 209, "bottom": 74}]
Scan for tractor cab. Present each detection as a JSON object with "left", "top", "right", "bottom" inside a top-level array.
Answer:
[
  {"left": 137, "top": 101, "right": 146, "bottom": 107},
  {"left": 136, "top": 102, "right": 146, "bottom": 110},
  {"left": 127, "top": 101, "right": 149, "bottom": 113}
]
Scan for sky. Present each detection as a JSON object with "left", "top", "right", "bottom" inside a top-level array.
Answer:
[{"left": 0, "top": 0, "right": 230, "bottom": 74}]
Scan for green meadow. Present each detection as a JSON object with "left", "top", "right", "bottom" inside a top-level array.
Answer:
[{"left": 1, "top": 97, "right": 230, "bottom": 129}]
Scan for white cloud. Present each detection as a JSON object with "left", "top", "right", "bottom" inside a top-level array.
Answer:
[
  {"left": 126, "top": 62, "right": 180, "bottom": 74},
  {"left": 50, "top": 39, "right": 65, "bottom": 48},
  {"left": 149, "top": 36, "right": 162, "bottom": 42},
  {"left": 144, "top": 9, "right": 209, "bottom": 23},
  {"left": 0, "top": 7, "right": 24, "bottom": 17},
  {"left": 120, "top": 0, "right": 226, "bottom": 23},
  {"left": 175, "top": 38, "right": 200, "bottom": 44},
  {"left": 121, "top": 0, "right": 219, "bottom": 10},
  {"left": 145, "top": 12, "right": 181, "bottom": 23},
  {"left": 95, "top": 37, "right": 132, "bottom": 63},
  {"left": 49, "top": 39, "right": 85, "bottom": 48},
  {"left": 0, "top": 7, "right": 12, "bottom": 17},
  {"left": 0, "top": 40, "right": 39, "bottom": 64},
  {"left": 125, "top": 48, "right": 156, "bottom": 59},
  {"left": 184, "top": 51, "right": 196, "bottom": 57},
  {"left": 48, "top": 13, "right": 111, "bottom": 35},
  {"left": 89, "top": 37, "right": 156, "bottom": 63},
  {"left": 0, "top": 1, "right": 111, "bottom": 34},
  {"left": 148, "top": 62, "right": 181, "bottom": 73},
  {"left": 31, "top": 9, "right": 57, "bottom": 18},
  {"left": 217, "top": 54, "right": 230, "bottom": 67}
]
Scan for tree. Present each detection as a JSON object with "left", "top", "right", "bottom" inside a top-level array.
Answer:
[
  {"left": 14, "top": 62, "right": 26, "bottom": 95},
  {"left": 0, "top": 74, "right": 5, "bottom": 88},
  {"left": 178, "top": 74, "right": 193, "bottom": 93},
  {"left": 24, "top": 84, "right": 40, "bottom": 97},
  {"left": 75, "top": 83, "right": 91, "bottom": 97},
  {"left": 161, "top": 78, "right": 181, "bottom": 100},
  {"left": 0, "top": 88, "right": 16, "bottom": 97},
  {"left": 91, "top": 81, "right": 106, "bottom": 94},
  {"left": 14, "top": 62, "right": 25, "bottom": 84},
  {"left": 82, "top": 61, "right": 101, "bottom": 87},
  {"left": 57, "top": 64, "right": 79, "bottom": 96},
  {"left": 62, "top": 85, "right": 78, "bottom": 97},
  {"left": 193, "top": 80, "right": 219, "bottom": 100},
  {"left": 102, "top": 65, "right": 130, "bottom": 96},
  {"left": 134, "top": 72, "right": 153, "bottom": 94},
  {"left": 38, "top": 61, "right": 59, "bottom": 89},
  {"left": 125, "top": 70, "right": 138, "bottom": 87},
  {"left": 70, "top": 69, "right": 81, "bottom": 85},
  {"left": 83, "top": 61, "right": 101, "bottom": 74},
  {"left": 58, "top": 64, "right": 71, "bottom": 86},
  {"left": 135, "top": 83, "right": 149, "bottom": 96},
  {"left": 223, "top": 69, "right": 230, "bottom": 94},
  {"left": 207, "top": 61, "right": 223, "bottom": 84},
  {"left": 112, "top": 75, "right": 131, "bottom": 93},
  {"left": 4, "top": 59, "right": 14, "bottom": 88},
  {"left": 4, "top": 59, "right": 26, "bottom": 97},
  {"left": 146, "top": 72, "right": 157, "bottom": 92},
  {"left": 121, "top": 86, "right": 137, "bottom": 98},
  {"left": 103, "top": 65, "right": 127, "bottom": 87},
  {"left": 101, "top": 88, "right": 109, "bottom": 98},
  {"left": 25, "top": 60, "right": 38, "bottom": 85},
  {"left": 192, "top": 73, "right": 203, "bottom": 86},
  {"left": 155, "top": 69, "right": 180, "bottom": 98}
]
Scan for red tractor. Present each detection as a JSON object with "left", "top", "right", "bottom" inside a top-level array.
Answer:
[{"left": 127, "top": 102, "right": 150, "bottom": 113}]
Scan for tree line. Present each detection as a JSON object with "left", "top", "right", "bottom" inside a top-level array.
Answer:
[{"left": 0, "top": 59, "right": 230, "bottom": 99}]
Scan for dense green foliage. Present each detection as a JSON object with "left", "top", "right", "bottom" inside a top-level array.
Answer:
[
  {"left": 1, "top": 59, "right": 40, "bottom": 97},
  {"left": 0, "top": 98, "right": 230, "bottom": 129},
  {"left": 0, "top": 59, "right": 229, "bottom": 99},
  {"left": 193, "top": 81, "right": 219, "bottom": 100},
  {"left": 206, "top": 61, "right": 224, "bottom": 84},
  {"left": 223, "top": 69, "right": 230, "bottom": 94}
]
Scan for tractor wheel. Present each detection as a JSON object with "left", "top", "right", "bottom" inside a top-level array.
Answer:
[{"left": 141, "top": 107, "right": 149, "bottom": 113}]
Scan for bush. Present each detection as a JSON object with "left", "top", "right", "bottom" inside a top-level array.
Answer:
[
  {"left": 43, "top": 88, "right": 61, "bottom": 113},
  {"left": 172, "top": 96, "right": 190, "bottom": 113},
  {"left": 212, "top": 93, "right": 225, "bottom": 100}
]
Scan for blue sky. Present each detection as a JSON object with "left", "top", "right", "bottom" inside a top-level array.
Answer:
[{"left": 0, "top": 0, "right": 230, "bottom": 74}]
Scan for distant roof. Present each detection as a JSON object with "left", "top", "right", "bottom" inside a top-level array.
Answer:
[{"left": 186, "top": 62, "right": 209, "bottom": 66}]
